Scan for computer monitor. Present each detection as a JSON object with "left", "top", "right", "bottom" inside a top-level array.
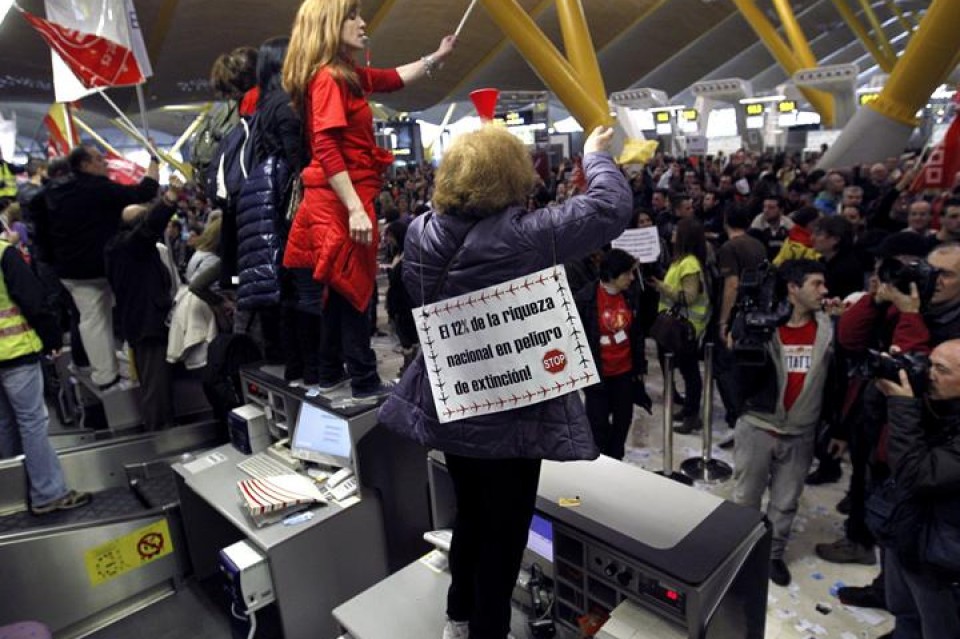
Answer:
[
  {"left": 524, "top": 513, "right": 555, "bottom": 574},
  {"left": 290, "top": 401, "right": 352, "bottom": 468}
]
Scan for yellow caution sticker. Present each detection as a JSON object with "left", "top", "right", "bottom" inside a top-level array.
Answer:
[{"left": 84, "top": 519, "right": 174, "bottom": 586}]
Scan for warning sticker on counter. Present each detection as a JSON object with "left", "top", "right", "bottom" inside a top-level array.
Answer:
[{"left": 84, "top": 519, "right": 174, "bottom": 586}]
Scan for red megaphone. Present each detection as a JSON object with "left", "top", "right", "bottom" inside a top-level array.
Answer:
[{"left": 470, "top": 88, "right": 499, "bottom": 122}]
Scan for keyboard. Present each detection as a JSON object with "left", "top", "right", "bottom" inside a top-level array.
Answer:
[{"left": 238, "top": 452, "right": 301, "bottom": 480}]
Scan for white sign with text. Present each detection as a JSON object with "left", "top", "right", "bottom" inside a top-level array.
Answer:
[
  {"left": 611, "top": 227, "right": 661, "bottom": 263},
  {"left": 415, "top": 266, "right": 599, "bottom": 423}
]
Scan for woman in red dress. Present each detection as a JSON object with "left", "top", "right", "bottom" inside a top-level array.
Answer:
[{"left": 282, "top": 0, "right": 455, "bottom": 400}]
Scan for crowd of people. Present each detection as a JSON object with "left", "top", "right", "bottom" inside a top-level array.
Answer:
[{"left": 2, "top": 0, "right": 960, "bottom": 636}]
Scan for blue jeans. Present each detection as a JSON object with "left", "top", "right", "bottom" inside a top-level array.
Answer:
[{"left": 0, "top": 361, "right": 68, "bottom": 506}]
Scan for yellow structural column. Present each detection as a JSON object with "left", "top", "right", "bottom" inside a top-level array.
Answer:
[
  {"left": 478, "top": 0, "right": 612, "bottom": 133},
  {"left": 732, "top": 0, "right": 835, "bottom": 126},
  {"left": 855, "top": 0, "right": 896, "bottom": 62},
  {"left": 555, "top": 0, "right": 608, "bottom": 111},
  {"left": 771, "top": 0, "right": 817, "bottom": 69},
  {"left": 869, "top": 0, "right": 960, "bottom": 126},
  {"left": 829, "top": 0, "right": 895, "bottom": 73},
  {"left": 882, "top": 0, "right": 914, "bottom": 35}
]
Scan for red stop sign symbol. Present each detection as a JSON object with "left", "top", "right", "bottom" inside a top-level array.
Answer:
[{"left": 542, "top": 349, "right": 567, "bottom": 374}]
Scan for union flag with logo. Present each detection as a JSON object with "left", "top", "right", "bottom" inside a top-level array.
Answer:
[
  {"left": 911, "top": 89, "right": 960, "bottom": 192},
  {"left": 18, "top": 0, "right": 153, "bottom": 103}
]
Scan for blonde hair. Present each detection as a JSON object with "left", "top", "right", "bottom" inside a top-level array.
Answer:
[
  {"left": 194, "top": 217, "right": 222, "bottom": 253},
  {"left": 432, "top": 126, "right": 537, "bottom": 218},
  {"left": 283, "top": 0, "right": 361, "bottom": 112}
]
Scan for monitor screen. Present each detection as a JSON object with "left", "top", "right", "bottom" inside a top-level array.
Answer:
[
  {"left": 526, "top": 514, "right": 554, "bottom": 564},
  {"left": 291, "top": 402, "right": 352, "bottom": 466}
]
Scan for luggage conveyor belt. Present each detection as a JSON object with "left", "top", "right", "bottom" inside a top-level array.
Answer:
[{"left": 0, "top": 421, "right": 223, "bottom": 638}]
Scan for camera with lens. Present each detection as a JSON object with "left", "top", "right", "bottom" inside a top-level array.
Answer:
[
  {"left": 856, "top": 348, "right": 930, "bottom": 394},
  {"left": 730, "top": 262, "right": 793, "bottom": 366},
  {"left": 876, "top": 257, "right": 939, "bottom": 306}
]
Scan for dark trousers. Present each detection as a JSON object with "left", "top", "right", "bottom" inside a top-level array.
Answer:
[
  {"left": 584, "top": 373, "right": 634, "bottom": 459},
  {"left": 317, "top": 289, "right": 380, "bottom": 393},
  {"left": 886, "top": 550, "right": 960, "bottom": 639},
  {"left": 281, "top": 309, "right": 321, "bottom": 383},
  {"left": 846, "top": 413, "right": 881, "bottom": 547},
  {"left": 712, "top": 340, "right": 741, "bottom": 428},
  {"left": 446, "top": 454, "right": 541, "bottom": 639},
  {"left": 658, "top": 347, "right": 702, "bottom": 418},
  {"left": 132, "top": 337, "right": 173, "bottom": 431}
]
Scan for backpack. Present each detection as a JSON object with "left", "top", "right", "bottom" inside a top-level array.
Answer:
[
  {"left": 202, "top": 332, "right": 262, "bottom": 425},
  {"left": 191, "top": 102, "right": 240, "bottom": 190},
  {"left": 206, "top": 114, "right": 259, "bottom": 205}
]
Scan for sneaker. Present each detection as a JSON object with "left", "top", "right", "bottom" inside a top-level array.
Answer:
[
  {"left": 98, "top": 375, "right": 122, "bottom": 391},
  {"left": 352, "top": 381, "right": 396, "bottom": 403},
  {"left": 769, "top": 558, "right": 791, "bottom": 586},
  {"left": 805, "top": 461, "right": 842, "bottom": 485},
  {"left": 815, "top": 537, "right": 877, "bottom": 565},
  {"left": 31, "top": 490, "right": 92, "bottom": 515},
  {"left": 442, "top": 619, "right": 469, "bottom": 639},
  {"left": 316, "top": 373, "right": 350, "bottom": 393},
  {"left": 718, "top": 434, "right": 735, "bottom": 450},
  {"left": 837, "top": 584, "right": 886, "bottom": 609}
]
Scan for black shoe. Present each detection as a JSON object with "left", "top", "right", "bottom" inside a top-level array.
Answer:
[
  {"left": 718, "top": 435, "right": 735, "bottom": 449},
  {"left": 769, "top": 558, "right": 791, "bottom": 586},
  {"left": 815, "top": 537, "right": 877, "bottom": 565},
  {"left": 805, "top": 463, "right": 842, "bottom": 485},
  {"left": 98, "top": 375, "right": 121, "bottom": 391},
  {"left": 672, "top": 409, "right": 687, "bottom": 421},
  {"left": 837, "top": 585, "right": 886, "bottom": 610},
  {"left": 284, "top": 364, "right": 304, "bottom": 382},
  {"left": 673, "top": 415, "right": 702, "bottom": 434},
  {"left": 836, "top": 493, "right": 851, "bottom": 515}
]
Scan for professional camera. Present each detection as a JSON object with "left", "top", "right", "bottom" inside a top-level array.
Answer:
[
  {"left": 856, "top": 348, "right": 930, "bottom": 394},
  {"left": 876, "top": 257, "right": 939, "bottom": 306},
  {"left": 730, "top": 262, "right": 793, "bottom": 366}
]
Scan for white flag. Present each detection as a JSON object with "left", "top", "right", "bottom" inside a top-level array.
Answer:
[{"left": 0, "top": 113, "right": 17, "bottom": 162}]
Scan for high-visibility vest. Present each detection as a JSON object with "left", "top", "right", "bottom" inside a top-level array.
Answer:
[
  {"left": 0, "top": 241, "right": 43, "bottom": 362},
  {"left": 0, "top": 162, "right": 16, "bottom": 199}
]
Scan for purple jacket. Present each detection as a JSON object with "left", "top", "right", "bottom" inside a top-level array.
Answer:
[{"left": 378, "top": 152, "right": 632, "bottom": 460}]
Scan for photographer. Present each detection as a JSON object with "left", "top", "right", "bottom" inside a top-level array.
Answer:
[
  {"left": 875, "top": 340, "right": 960, "bottom": 639},
  {"left": 816, "top": 238, "right": 956, "bottom": 603},
  {"left": 731, "top": 259, "right": 839, "bottom": 586}
]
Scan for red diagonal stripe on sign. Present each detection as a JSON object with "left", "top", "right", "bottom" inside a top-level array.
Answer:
[{"left": 20, "top": 10, "right": 144, "bottom": 89}]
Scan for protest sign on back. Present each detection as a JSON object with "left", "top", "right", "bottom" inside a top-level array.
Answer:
[{"left": 415, "top": 266, "right": 599, "bottom": 423}]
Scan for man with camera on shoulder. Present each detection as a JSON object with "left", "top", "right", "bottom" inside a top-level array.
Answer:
[
  {"left": 875, "top": 339, "right": 960, "bottom": 639},
  {"left": 730, "top": 259, "right": 840, "bottom": 586}
]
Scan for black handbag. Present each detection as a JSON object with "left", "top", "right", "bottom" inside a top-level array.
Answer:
[{"left": 650, "top": 294, "right": 697, "bottom": 355}]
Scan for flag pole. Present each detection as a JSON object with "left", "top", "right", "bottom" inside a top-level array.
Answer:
[
  {"left": 97, "top": 89, "right": 159, "bottom": 156},
  {"left": 62, "top": 103, "right": 75, "bottom": 148},
  {"left": 170, "top": 104, "right": 212, "bottom": 155},
  {"left": 455, "top": 0, "right": 478, "bottom": 37},
  {"left": 135, "top": 84, "right": 151, "bottom": 140},
  {"left": 110, "top": 114, "right": 191, "bottom": 178},
  {"left": 73, "top": 116, "right": 123, "bottom": 157}
]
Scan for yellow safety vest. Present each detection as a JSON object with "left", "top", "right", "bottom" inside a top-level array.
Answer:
[
  {"left": 0, "top": 241, "right": 43, "bottom": 361},
  {"left": 0, "top": 162, "right": 16, "bottom": 199}
]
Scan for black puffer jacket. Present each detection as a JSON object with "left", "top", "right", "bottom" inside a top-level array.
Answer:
[{"left": 235, "top": 156, "right": 288, "bottom": 309}]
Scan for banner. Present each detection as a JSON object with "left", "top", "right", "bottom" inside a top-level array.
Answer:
[
  {"left": 911, "top": 112, "right": 960, "bottom": 192},
  {"left": 43, "top": 103, "right": 78, "bottom": 156},
  {"left": 0, "top": 113, "right": 16, "bottom": 163},
  {"left": 19, "top": 0, "right": 151, "bottom": 103},
  {"left": 415, "top": 266, "right": 598, "bottom": 423},
  {"left": 611, "top": 227, "right": 661, "bottom": 264},
  {"left": 104, "top": 150, "right": 146, "bottom": 185}
]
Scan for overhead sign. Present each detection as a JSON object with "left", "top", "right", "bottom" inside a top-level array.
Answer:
[
  {"left": 681, "top": 108, "right": 698, "bottom": 122},
  {"left": 415, "top": 266, "right": 598, "bottom": 423},
  {"left": 777, "top": 100, "right": 797, "bottom": 113},
  {"left": 654, "top": 111, "right": 671, "bottom": 123},
  {"left": 745, "top": 103, "right": 765, "bottom": 116}
]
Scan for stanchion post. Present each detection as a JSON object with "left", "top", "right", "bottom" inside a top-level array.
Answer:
[
  {"left": 659, "top": 353, "right": 692, "bottom": 485},
  {"left": 681, "top": 343, "right": 733, "bottom": 482}
]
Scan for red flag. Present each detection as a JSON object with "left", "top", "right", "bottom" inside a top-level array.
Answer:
[
  {"left": 42, "top": 104, "right": 78, "bottom": 157},
  {"left": 104, "top": 150, "right": 146, "bottom": 185},
  {"left": 19, "top": 8, "right": 144, "bottom": 90},
  {"left": 911, "top": 111, "right": 960, "bottom": 192}
]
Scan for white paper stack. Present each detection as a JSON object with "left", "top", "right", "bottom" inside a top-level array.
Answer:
[{"left": 237, "top": 474, "right": 326, "bottom": 526}]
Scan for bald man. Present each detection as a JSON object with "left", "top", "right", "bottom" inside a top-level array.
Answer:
[{"left": 877, "top": 339, "right": 960, "bottom": 639}]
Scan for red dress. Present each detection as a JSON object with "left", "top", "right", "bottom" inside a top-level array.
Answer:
[{"left": 283, "top": 65, "right": 403, "bottom": 312}]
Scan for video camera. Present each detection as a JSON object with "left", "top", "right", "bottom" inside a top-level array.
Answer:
[
  {"left": 876, "top": 257, "right": 939, "bottom": 306},
  {"left": 855, "top": 349, "right": 930, "bottom": 394},
  {"left": 730, "top": 262, "right": 792, "bottom": 366}
]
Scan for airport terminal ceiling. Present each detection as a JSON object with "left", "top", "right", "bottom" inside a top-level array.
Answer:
[{"left": 0, "top": 0, "right": 933, "bottom": 142}]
